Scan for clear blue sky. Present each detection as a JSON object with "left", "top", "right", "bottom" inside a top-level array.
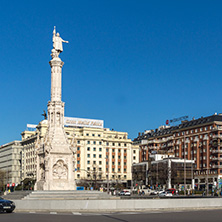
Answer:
[{"left": 1, "top": 0, "right": 222, "bottom": 144}]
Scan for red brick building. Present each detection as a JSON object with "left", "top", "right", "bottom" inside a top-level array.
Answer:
[{"left": 134, "top": 113, "right": 222, "bottom": 190}]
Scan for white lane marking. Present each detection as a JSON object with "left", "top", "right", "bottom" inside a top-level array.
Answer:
[
  {"left": 50, "top": 212, "right": 57, "bottom": 214},
  {"left": 72, "top": 212, "right": 82, "bottom": 215},
  {"left": 29, "top": 211, "right": 36, "bottom": 214}
]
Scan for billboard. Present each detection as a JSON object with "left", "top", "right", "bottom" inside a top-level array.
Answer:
[{"left": 64, "top": 117, "right": 104, "bottom": 129}]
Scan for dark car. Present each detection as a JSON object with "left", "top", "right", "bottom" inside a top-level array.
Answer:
[{"left": 0, "top": 197, "right": 16, "bottom": 213}]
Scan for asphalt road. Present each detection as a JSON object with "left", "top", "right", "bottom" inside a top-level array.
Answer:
[{"left": 1, "top": 209, "right": 222, "bottom": 222}]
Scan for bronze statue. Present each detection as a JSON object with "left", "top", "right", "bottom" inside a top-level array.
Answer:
[{"left": 42, "top": 110, "right": 47, "bottom": 120}]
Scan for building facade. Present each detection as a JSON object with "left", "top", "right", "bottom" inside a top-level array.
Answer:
[
  {"left": 134, "top": 114, "right": 222, "bottom": 190},
  {"left": 0, "top": 118, "right": 139, "bottom": 189},
  {"left": 0, "top": 141, "right": 22, "bottom": 186}
]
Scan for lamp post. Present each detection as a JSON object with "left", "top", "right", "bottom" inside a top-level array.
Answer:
[
  {"left": 184, "top": 134, "right": 186, "bottom": 196},
  {"left": 106, "top": 155, "right": 110, "bottom": 194},
  {"left": 204, "top": 135, "right": 209, "bottom": 196}
]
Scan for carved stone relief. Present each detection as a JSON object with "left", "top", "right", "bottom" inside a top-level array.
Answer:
[{"left": 53, "top": 160, "right": 68, "bottom": 180}]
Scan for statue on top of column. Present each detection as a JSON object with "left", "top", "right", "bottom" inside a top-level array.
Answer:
[{"left": 52, "top": 26, "right": 69, "bottom": 54}]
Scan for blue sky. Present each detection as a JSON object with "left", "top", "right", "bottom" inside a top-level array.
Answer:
[{"left": 1, "top": 0, "right": 222, "bottom": 144}]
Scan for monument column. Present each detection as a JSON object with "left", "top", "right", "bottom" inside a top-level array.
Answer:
[{"left": 35, "top": 27, "right": 76, "bottom": 190}]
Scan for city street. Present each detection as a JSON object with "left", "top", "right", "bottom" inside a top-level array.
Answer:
[{"left": 1, "top": 209, "right": 222, "bottom": 222}]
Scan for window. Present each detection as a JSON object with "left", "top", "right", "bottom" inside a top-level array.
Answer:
[
  {"left": 77, "top": 154, "right": 80, "bottom": 157},
  {"left": 118, "top": 168, "right": 120, "bottom": 172},
  {"left": 99, "top": 141, "right": 102, "bottom": 145},
  {"left": 99, "top": 154, "right": 102, "bottom": 158},
  {"left": 87, "top": 160, "right": 90, "bottom": 164},
  {"left": 92, "top": 134, "right": 95, "bottom": 136},
  {"left": 118, "top": 149, "right": 121, "bottom": 152},
  {"left": 93, "top": 161, "right": 96, "bottom": 164},
  {"left": 77, "top": 140, "right": 80, "bottom": 144},
  {"left": 133, "top": 156, "right": 136, "bottom": 160},
  {"left": 118, "top": 156, "right": 121, "bottom": 159},
  {"left": 112, "top": 149, "right": 115, "bottom": 152},
  {"left": 98, "top": 134, "right": 101, "bottom": 137},
  {"left": 124, "top": 143, "right": 126, "bottom": 147},
  {"left": 124, "top": 149, "right": 127, "bottom": 153},
  {"left": 93, "top": 141, "right": 96, "bottom": 145},
  {"left": 93, "top": 147, "right": 96, "bottom": 151},
  {"left": 87, "top": 154, "right": 90, "bottom": 158},
  {"left": 112, "top": 168, "right": 115, "bottom": 172},
  {"left": 106, "top": 142, "right": 109, "bottom": 146},
  {"left": 99, "top": 148, "right": 102, "bottom": 152},
  {"left": 124, "top": 169, "right": 126, "bottom": 172},
  {"left": 200, "top": 128, "right": 203, "bottom": 132},
  {"left": 93, "top": 154, "right": 96, "bottom": 158},
  {"left": 113, "top": 143, "right": 115, "bottom": 146},
  {"left": 77, "top": 147, "right": 80, "bottom": 150},
  {"left": 87, "top": 147, "right": 90, "bottom": 151},
  {"left": 77, "top": 161, "right": 80, "bottom": 164},
  {"left": 195, "top": 129, "right": 198, "bottom": 133},
  {"left": 112, "top": 155, "right": 115, "bottom": 158},
  {"left": 86, "top": 133, "right": 89, "bottom": 136},
  {"left": 133, "top": 150, "right": 136, "bottom": 154},
  {"left": 118, "top": 143, "right": 121, "bottom": 146},
  {"left": 87, "top": 141, "right": 90, "bottom": 144},
  {"left": 106, "top": 148, "right": 109, "bottom": 152},
  {"left": 99, "top": 161, "right": 102, "bottom": 165}
]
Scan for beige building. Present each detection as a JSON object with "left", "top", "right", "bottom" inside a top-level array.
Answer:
[
  {"left": 2, "top": 117, "right": 139, "bottom": 188},
  {"left": 0, "top": 141, "right": 22, "bottom": 186}
]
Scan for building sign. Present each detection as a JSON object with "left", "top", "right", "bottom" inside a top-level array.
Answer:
[
  {"left": 27, "top": 124, "right": 37, "bottom": 129},
  {"left": 64, "top": 117, "right": 104, "bottom": 128},
  {"left": 166, "top": 115, "right": 188, "bottom": 125}
]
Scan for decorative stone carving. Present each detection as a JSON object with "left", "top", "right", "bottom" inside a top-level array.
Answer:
[{"left": 53, "top": 160, "right": 68, "bottom": 180}]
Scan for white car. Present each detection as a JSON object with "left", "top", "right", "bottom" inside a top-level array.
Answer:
[
  {"left": 159, "top": 191, "right": 173, "bottom": 197},
  {"left": 124, "top": 191, "right": 131, "bottom": 196}
]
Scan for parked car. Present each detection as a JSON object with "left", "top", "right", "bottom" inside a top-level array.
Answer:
[
  {"left": 165, "top": 188, "right": 176, "bottom": 195},
  {"left": 157, "top": 189, "right": 165, "bottom": 194},
  {"left": 159, "top": 191, "right": 173, "bottom": 197},
  {"left": 124, "top": 191, "right": 131, "bottom": 196},
  {"left": 0, "top": 197, "right": 16, "bottom": 213},
  {"left": 150, "top": 190, "right": 158, "bottom": 195},
  {"left": 118, "top": 191, "right": 131, "bottom": 196}
]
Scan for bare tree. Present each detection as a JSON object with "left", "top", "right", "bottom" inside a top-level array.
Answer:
[{"left": 0, "top": 170, "right": 6, "bottom": 191}]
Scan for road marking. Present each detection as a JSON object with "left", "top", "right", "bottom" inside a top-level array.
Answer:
[
  {"left": 50, "top": 212, "right": 57, "bottom": 214},
  {"left": 72, "top": 212, "right": 82, "bottom": 215},
  {"left": 29, "top": 211, "right": 36, "bottom": 214}
]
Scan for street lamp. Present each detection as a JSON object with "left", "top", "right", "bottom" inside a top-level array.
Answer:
[
  {"left": 106, "top": 155, "right": 110, "bottom": 194},
  {"left": 203, "top": 135, "right": 209, "bottom": 196}
]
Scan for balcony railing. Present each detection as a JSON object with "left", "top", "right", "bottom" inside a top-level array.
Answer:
[
  {"left": 211, "top": 157, "right": 222, "bottom": 161},
  {"left": 212, "top": 165, "right": 222, "bottom": 169},
  {"left": 211, "top": 150, "right": 222, "bottom": 154},
  {"left": 212, "top": 135, "right": 222, "bottom": 139}
]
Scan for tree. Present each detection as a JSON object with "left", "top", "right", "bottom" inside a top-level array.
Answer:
[
  {"left": 0, "top": 170, "right": 6, "bottom": 191},
  {"left": 77, "top": 164, "right": 105, "bottom": 190}
]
